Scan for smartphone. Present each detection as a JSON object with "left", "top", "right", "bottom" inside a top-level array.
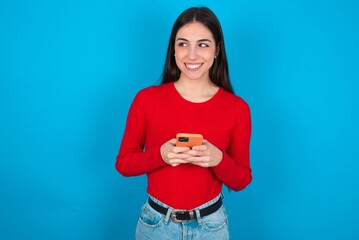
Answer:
[{"left": 176, "top": 133, "right": 203, "bottom": 147}]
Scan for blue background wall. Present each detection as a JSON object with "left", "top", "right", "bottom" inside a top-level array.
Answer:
[{"left": 1, "top": 0, "right": 358, "bottom": 239}]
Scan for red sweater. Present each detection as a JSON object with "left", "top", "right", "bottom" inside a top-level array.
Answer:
[{"left": 116, "top": 83, "right": 252, "bottom": 210}]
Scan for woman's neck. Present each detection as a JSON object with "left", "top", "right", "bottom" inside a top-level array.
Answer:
[{"left": 174, "top": 78, "right": 219, "bottom": 103}]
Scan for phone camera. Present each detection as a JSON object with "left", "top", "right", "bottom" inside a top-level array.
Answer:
[{"left": 178, "top": 137, "right": 189, "bottom": 142}]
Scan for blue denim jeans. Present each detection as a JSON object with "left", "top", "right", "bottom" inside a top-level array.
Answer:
[{"left": 135, "top": 194, "right": 229, "bottom": 240}]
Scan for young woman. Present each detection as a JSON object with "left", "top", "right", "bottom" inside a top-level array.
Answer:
[{"left": 116, "top": 7, "right": 252, "bottom": 239}]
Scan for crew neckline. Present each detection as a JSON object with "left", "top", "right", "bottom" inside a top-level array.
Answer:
[{"left": 170, "top": 82, "right": 223, "bottom": 105}]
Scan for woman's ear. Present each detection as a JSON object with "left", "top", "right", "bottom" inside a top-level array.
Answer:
[{"left": 215, "top": 43, "right": 220, "bottom": 57}]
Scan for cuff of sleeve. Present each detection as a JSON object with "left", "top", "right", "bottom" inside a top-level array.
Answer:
[
  {"left": 212, "top": 151, "right": 231, "bottom": 174},
  {"left": 146, "top": 146, "right": 167, "bottom": 168}
]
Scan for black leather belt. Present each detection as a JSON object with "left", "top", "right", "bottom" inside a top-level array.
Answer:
[{"left": 148, "top": 197, "right": 222, "bottom": 223}]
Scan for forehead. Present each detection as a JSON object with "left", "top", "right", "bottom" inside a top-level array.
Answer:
[{"left": 176, "top": 22, "right": 214, "bottom": 40}]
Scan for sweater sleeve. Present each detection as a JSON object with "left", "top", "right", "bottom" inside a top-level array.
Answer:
[
  {"left": 115, "top": 89, "right": 166, "bottom": 177},
  {"left": 212, "top": 101, "right": 252, "bottom": 191}
]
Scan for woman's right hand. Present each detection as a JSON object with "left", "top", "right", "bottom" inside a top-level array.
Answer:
[{"left": 160, "top": 138, "right": 191, "bottom": 167}]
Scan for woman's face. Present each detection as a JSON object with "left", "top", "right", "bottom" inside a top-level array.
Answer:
[{"left": 174, "top": 22, "right": 218, "bottom": 82}]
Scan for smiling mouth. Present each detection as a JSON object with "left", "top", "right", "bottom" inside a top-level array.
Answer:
[{"left": 185, "top": 63, "right": 203, "bottom": 71}]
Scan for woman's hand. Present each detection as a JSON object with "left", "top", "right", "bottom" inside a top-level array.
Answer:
[
  {"left": 185, "top": 140, "right": 223, "bottom": 167},
  {"left": 160, "top": 139, "right": 191, "bottom": 167}
]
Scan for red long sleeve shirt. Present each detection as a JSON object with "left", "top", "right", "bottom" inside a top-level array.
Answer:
[{"left": 116, "top": 83, "right": 252, "bottom": 210}]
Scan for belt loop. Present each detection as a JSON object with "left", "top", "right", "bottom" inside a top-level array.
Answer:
[
  {"left": 195, "top": 209, "right": 203, "bottom": 226},
  {"left": 163, "top": 207, "right": 172, "bottom": 225}
]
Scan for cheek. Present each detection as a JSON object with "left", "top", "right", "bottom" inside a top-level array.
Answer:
[
  {"left": 174, "top": 47, "right": 186, "bottom": 59},
  {"left": 203, "top": 49, "right": 216, "bottom": 59},
  {"left": 174, "top": 54, "right": 185, "bottom": 69}
]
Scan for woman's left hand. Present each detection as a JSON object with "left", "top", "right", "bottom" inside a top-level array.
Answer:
[{"left": 185, "top": 139, "right": 223, "bottom": 167}]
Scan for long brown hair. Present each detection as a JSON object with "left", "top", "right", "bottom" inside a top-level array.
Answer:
[{"left": 161, "top": 7, "right": 234, "bottom": 93}]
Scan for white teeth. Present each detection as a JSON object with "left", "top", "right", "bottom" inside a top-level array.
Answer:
[{"left": 186, "top": 64, "right": 201, "bottom": 69}]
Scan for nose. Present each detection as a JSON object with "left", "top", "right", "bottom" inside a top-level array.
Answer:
[{"left": 188, "top": 46, "right": 197, "bottom": 60}]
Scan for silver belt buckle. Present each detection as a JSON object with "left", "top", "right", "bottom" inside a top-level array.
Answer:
[{"left": 170, "top": 210, "right": 195, "bottom": 223}]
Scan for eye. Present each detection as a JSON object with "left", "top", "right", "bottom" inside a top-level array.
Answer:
[
  {"left": 199, "top": 43, "right": 209, "bottom": 48},
  {"left": 178, "top": 42, "right": 188, "bottom": 47}
]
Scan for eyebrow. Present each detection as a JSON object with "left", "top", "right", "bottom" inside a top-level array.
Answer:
[{"left": 176, "top": 37, "right": 212, "bottom": 43}]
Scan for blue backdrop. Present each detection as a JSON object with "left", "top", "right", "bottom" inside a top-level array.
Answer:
[{"left": 1, "top": 0, "right": 358, "bottom": 239}]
